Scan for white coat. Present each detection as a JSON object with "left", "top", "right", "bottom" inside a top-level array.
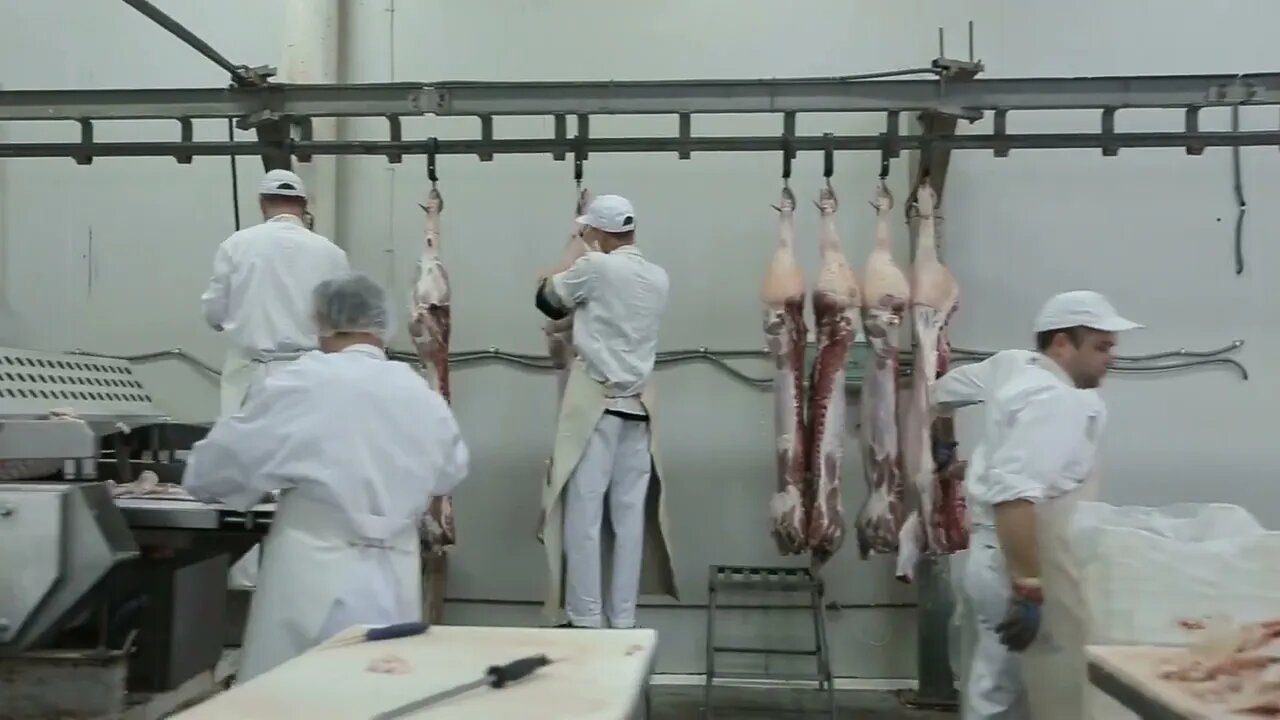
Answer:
[
  {"left": 937, "top": 353, "right": 1104, "bottom": 719},
  {"left": 538, "top": 246, "right": 678, "bottom": 625},
  {"left": 200, "top": 213, "right": 350, "bottom": 588},
  {"left": 182, "top": 344, "right": 469, "bottom": 683}
]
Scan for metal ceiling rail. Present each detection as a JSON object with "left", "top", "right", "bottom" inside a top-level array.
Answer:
[
  {"left": 1, "top": 72, "right": 1278, "bottom": 124},
  {"left": 4, "top": 131, "right": 1279, "bottom": 163}
]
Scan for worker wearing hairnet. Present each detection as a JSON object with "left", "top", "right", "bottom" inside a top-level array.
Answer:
[
  {"left": 935, "top": 291, "right": 1140, "bottom": 719},
  {"left": 533, "top": 194, "right": 677, "bottom": 629},
  {"left": 183, "top": 272, "right": 469, "bottom": 683},
  {"left": 199, "top": 169, "right": 350, "bottom": 590}
]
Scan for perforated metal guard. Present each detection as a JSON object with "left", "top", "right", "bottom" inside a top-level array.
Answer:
[{"left": 0, "top": 347, "right": 167, "bottom": 426}]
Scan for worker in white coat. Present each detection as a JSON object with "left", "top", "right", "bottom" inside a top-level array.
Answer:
[
  {"left": 533, "top": 194, "right": 677, "bottom": 628},
  {"left": 932, "top": 348, "right": 1037, "bottom": 717},
  {"left": 199, "top": 168, "right": 350, "bottom": 589},
  {"left": 941, "top": 291, "right": 1140, "bottom": 719},
  {"left": 183, "top": 272, "right": 469, "bottom": 683}
]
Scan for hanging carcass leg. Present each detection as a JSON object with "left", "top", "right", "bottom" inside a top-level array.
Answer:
[
  {"left": 545, "top": 187, "right": 593, "bottom": 407},
  {"left": 855, "top": 182, "right": 910, "bottom": 557},
  {"left": 409, "top": 186, "right": 455, "bottom": 552},
  {"left": 762, "top": 186, "right": 808, "bottom": 555},
  {"left": 806, "top": 183, "right": 861, "bottom": 564}
]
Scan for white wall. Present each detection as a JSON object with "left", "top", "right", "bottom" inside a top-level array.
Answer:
[{"left": 2, "top": 0, "right": 1277, "bottom": 677}]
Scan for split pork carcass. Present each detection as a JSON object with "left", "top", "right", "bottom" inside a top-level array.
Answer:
[
  {"left": 855, "top": 182, "right": 909, "bottom": 558},
  {"left": 408, "top": 186, "right": 455, "bottom": 551},
  {"left": 806, "top": 183, "right": 861, "bottom": 564},
  {"left": 901, "top": 180, "right": 966, "bottom": 557},
  {"left": 545, "top": 188, "right": 594, "bottom": 405},
  {"left": 762, "top": 185, "right": 808, "bottom": 555}
]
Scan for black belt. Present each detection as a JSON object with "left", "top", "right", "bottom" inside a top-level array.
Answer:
[{"left": 604, "top": 408, "right": 649, "bottom": 422}]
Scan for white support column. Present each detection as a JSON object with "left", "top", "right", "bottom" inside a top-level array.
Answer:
[{"left": 280, "top": 0, "right": 342, "bottom": 245}]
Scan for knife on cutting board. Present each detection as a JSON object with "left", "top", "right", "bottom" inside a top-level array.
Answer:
[{"left": 370, "top": 654, "right": 553, "bottom": 719}]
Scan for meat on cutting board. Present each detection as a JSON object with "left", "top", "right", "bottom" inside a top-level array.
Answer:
[
  {"left": 762, "top": 186, "right": 809, "bottom": 555},
  {"left": 855, "top": 182, "right": 909, "bottom": 558},
  {"left": 408, "top": 186, "right": 456, "bottom": 551},
  {"left": 902, "top": 180, "right": 965, "bottom": 556},
  {"left": 545, "top": 188, "right": 593, "bottom": 406},
  {"left": 806, "top": 183, "right": 860, "bottom": 564}
]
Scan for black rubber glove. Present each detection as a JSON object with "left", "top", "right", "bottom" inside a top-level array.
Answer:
[{"left": 995, "top": 597, "right": 1042, "bottom": 651}]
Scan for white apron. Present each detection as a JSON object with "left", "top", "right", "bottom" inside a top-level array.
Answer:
[
  {"left": 237, "top": 493, "right": 421, "bottom": 684},
  {"left": 1019, "top": 469, "right": 1101, "bottom": 720},
  {"left": 538, "top": 360, "right": 678, "bottom": 624},
  {"left": 222, "top": 349, "right": 306, "bottom": 590}
]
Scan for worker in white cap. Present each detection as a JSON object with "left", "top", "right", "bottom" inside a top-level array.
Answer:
[
  {"left": 932, "top": 290, "right": 1141, "bottom": 720},
  {"left": 199, "top": 168, "right": 350, "bottom": 590},
  {"left": 533, "top": 194, "right": 678, "bottom": 629},
  {"left": 184, "top": 272, "right": 469, "bottom": 683}
]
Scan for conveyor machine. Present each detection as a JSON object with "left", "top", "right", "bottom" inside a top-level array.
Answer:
[{"left": 0, "top": 346, "right": 274, "bottom": 714}]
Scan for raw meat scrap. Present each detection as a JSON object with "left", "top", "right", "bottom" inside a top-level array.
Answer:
[
  {"left": 366, "top": 654, "right": 412, "bottom": 675},
  {"left": 762, "top": 186, "right": 809, "bottom": 555}
]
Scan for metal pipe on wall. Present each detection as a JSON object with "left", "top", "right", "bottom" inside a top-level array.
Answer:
[{"left": 280, "top": 0, "right": 341, "bottom": 243}]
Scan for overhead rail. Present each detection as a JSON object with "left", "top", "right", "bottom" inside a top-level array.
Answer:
[{"left": 1, "top": 67, "right": 1279, "bottom": 162}]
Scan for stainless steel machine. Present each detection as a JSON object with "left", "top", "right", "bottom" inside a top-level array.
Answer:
[{"left": 0, "top": 346, "right": 274, "bottom": 717}]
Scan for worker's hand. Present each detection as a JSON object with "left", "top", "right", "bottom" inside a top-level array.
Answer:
[{"left": 996, "top": 580, "right": 1043, "bottom": 651}]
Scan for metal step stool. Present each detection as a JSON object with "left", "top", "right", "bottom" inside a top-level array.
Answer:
[{"left": 702, "top": 565, "right": 836, "bottom": 719}]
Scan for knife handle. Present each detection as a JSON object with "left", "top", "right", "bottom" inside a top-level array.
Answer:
[
  {"left": 487, "top": 654, "right": 551, "bottom": 688},
  {"left": 366, "top": 622, "right": 429, "bottom": 642}
]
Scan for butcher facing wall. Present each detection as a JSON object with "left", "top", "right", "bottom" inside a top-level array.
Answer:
[{"left": 1, "top": 0, "right": 1277, "bottom": 676}]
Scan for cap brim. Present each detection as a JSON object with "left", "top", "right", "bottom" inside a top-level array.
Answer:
[
  {"left": 574, "top": 215, "right": 589, "bottom": 225},
  {"left": 1091, "top": 317, "right": 1144, "bottom": 332}
]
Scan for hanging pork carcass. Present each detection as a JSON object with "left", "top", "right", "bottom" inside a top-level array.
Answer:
[
  {"left": 806, "top": 183, "right": 860, "bottom": 564},
  {"left": 855, "top": 182, "right": 910, "bottom": 558},
  {"left": 762, "top": 185, "right": 809, "bottom": 555}
]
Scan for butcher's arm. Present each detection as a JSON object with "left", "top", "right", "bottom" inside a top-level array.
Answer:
[
  {"left": 426, "top": 394, "right": 471, "bottom": 498},
  {"left": 984, "top": 388, "right": 1080, "bottom": 584},
  {"left": 537, "top": 253, "right": 597, "bottom": 317},
  {"left": 932, "top": 359, "right": 993, "bottom": 413},
  {"left": 181, "top": 371, "right": 309, "bottom": 510},
  {"left": 200, "top": 243, "right": 234, "bottom": 331}
]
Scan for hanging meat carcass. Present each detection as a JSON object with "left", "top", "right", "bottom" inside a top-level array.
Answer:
[
  {"left": 545, "top": 188, "right": 593, "bottom": 405},
  {"left": 762, "top": 185, "right": 808, "bottom": 555},
  {"left": 901, "top": 179, "right": 966, "bottom": 556},
  {"left": 806, "top": 183, "right": 861, "bottom": 564},
  {"left": 408, "top": 186, "right": 455, "bottom": 551},
  {"left": 855, "top": 182, "right": 909, "bottom": 558}
]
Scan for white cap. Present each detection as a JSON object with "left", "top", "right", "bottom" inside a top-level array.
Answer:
[
  {"left": 258, "top": 169, "right": 308, "bottom": 198},
  {"left": 575, "top": 194, "right": 636, "bottom": 233},
  {"left": 1033, "top": 290, "right": 1143, "bottom": 333}
]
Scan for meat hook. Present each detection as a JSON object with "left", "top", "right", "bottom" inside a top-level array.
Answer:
[
  {"left": 426, "top": 137, "right": 439, "bottom": 188},
  {"left": 821, "top": 132, "right": 835, "bottom": 179},
  {"left": 780, "top": 134, "right": 794, "bottom": 186}
]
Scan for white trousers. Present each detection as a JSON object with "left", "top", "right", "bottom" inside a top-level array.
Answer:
[
  {"left": 563, "top": 413, "right": 652, "bottom": 629},
  {"left": 962, "top": 531, "right": 1028, "bottom": 719}
]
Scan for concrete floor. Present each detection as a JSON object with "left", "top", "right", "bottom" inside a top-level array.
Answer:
[{"left": 649, "top": 686, "right": 954, "bottom": 719}]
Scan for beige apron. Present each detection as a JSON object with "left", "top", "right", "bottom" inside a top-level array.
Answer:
[
  {"left": 1020, "top": 468, "right": 1101, "bottom": 719},
  {"left": 222, "top": 349, "right": 305, "bottom": 589},
  {"left": 538, "top": 360, "right": 678, "bottom": 623}
]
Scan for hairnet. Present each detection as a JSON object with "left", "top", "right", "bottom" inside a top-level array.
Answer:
[{"left": 312, "top": 272, "right": 395, "bottom": 341}]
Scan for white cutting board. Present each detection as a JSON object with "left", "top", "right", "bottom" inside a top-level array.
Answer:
[
  {"left": 175, "top": 626, "right": 656, "bottom": 720},
  {"left": 1088, "top": 645, "right": 1247, "bottom": 719}
]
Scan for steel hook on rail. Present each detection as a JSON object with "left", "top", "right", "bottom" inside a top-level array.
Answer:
[
  {"left": 781, "top": 134, "right": 794, "bottom": 186},
  {"left": 573, "top": 114, "right": 589, "bottom": 190},
  {"left": 426, "top": 137, "right": 439, "bottom": 188},
  {"left": 822, "top": 132, "right": 835, "bottom": 182}
]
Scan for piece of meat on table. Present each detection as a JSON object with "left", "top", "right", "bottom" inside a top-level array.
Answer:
[
  {"left": 855, "top": 182, "right": 909, "bottom": 558},
  {"left": 806, "top": 183, "right": 860, "bottom": 565},
  {"left": 366, "top": 654, "right": 412, "bottom": 675},
  {"left": 409, "top": 186, "right": 456, "bottom": 551},
  {"left": 903, "top": 180, "right": 965, "bottom": 556},
  {"left": 545, "top": 187, "right": 593, "bottom": 406},
  {"left": 762, "top": 186, "right": 809, "bottom": 556}
]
